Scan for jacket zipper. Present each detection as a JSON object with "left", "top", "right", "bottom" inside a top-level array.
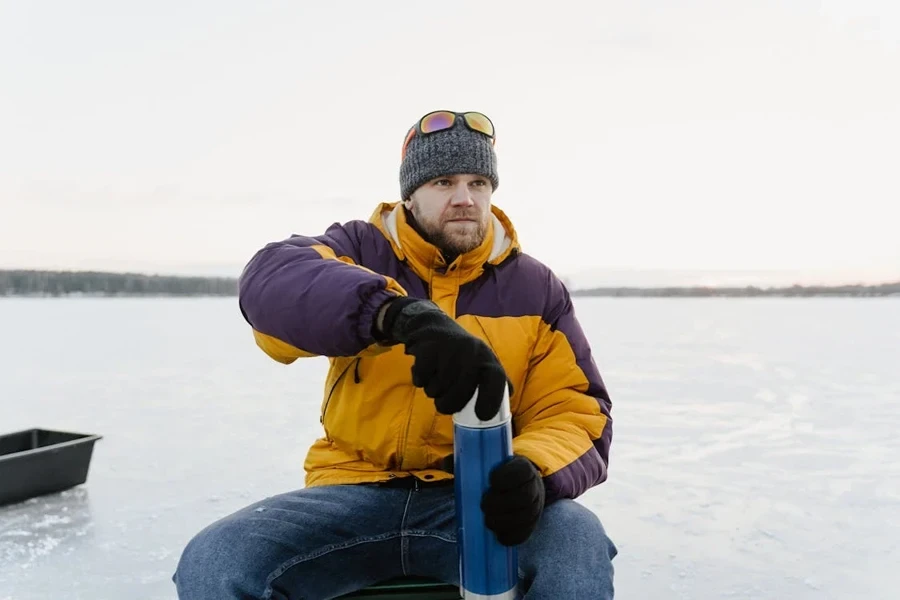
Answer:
[
  {"left": 397, "top": 390, "right": 415, "bottom": 469},
  {"left": 321, "top": 357, "right": 360, "bottom": 439},
  {"left": 398, "top": 277, "right": 450, "bottom": 469}
]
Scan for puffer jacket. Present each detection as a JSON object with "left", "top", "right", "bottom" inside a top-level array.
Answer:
[{"left": 238, "top": 201, "right": 613, "bottom": 502}]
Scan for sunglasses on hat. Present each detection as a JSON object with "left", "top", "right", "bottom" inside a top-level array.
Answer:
[{"left": 401, "top": 110, "right": 496, "bottom": 160}]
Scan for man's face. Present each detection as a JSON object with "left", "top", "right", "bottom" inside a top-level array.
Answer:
[{"left": 407, "top": 173, "right": 493, "bottom": 256}]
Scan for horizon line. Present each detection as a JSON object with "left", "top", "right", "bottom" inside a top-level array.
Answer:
[{"left": 2, "top": 267, "right": 898, "bottom": 292}]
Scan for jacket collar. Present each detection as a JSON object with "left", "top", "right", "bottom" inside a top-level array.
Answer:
[{"left": 370, "top": 201, "right": 519, "bottom": 284}]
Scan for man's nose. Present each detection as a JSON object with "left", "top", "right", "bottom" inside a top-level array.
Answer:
[{"left": 449, "top": 182, "right": 475, "bottom": 206}]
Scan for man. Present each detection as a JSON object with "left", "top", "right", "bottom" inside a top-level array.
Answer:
[{"left": 173, "top": 110, "right": 617, "bottom": 599}]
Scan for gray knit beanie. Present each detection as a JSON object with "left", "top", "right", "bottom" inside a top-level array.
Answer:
[{"left": 399, "top": 120, "right": 499, "bottom": 200}]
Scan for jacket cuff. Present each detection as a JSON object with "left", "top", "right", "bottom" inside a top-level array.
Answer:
[{"left": 358, "top": 289, "right": 402, "bottom": 347}]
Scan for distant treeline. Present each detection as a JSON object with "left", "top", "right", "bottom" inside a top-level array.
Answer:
[
  {"left": 0, "top": 270, "right": 238, "bottom": 297},
  {"left": 2, "top": 269, "right": 898, "bottom": 298},
  {"left": 570, "top": 281, "right": 900, "bottom": 298}
]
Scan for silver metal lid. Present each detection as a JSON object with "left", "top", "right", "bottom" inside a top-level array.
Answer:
[{"left": 452, "top": 385, "right": 511, "bottom": 428}]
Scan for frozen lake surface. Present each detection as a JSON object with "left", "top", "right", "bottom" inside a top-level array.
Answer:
[{"left": 1, "top": 296, "right": 898, "bottom": 599}]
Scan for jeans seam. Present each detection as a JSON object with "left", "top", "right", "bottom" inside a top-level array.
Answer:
[
  {"left": 262, "top": 531, "right": 404, "bottom": 598},
  {"left": 401, "top": 530, "right": 455, "bottom": 543},
  {"left": 399, "top": 488, "right": 414, "bottom": 576}
]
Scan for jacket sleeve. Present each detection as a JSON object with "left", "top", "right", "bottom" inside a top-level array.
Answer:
[
  {"left": 238, "top": 221, "right": 407, "bottom": 363},
  {"left": 511, "top": 276, "right": 613, "bottom": 503}
]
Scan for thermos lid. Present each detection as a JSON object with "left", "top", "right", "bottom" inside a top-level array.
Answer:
[{"left": 452, "top": 385, "right": 511, "bottom": 428}]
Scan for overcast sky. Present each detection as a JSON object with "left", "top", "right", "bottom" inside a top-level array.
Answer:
[{"left": 2, "top": 0, "right": 898, "bottom": 286}]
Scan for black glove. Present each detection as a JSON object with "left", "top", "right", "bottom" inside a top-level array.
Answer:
[
  {"left": 380, "top": 297, "right": 509, "bottom": 420},
  {"left": 481, "top": 455, "right": 546, "bottom": 546}
]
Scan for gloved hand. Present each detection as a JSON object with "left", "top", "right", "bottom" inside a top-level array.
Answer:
[
  {"left": 481, "top": 455, "right": 546, "bottom": 546},
  {"left": 378, "top": 297, "right": 509, "bottom": 420}
]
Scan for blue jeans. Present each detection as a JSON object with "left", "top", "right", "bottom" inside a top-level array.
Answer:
[{"left": 173, "top": 481, "right": 617, "bottom": 599}]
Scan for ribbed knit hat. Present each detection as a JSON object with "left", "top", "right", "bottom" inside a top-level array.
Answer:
[{"left": 399, "top": 117, "right": 499, "bottom": 200}]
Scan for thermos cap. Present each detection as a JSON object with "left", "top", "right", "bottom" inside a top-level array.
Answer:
[{"left": 452, "top": 386, "right": 511, "bottom": 428}]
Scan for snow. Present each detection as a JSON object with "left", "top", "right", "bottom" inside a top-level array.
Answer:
[{"left": 1, "top": 296, "right": 898, "bottom": 599}]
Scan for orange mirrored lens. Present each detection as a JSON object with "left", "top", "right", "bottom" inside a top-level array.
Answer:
[
  {"left": 463, "top": 112, "right": 494, "bottom": 137},
  {"left": 401, "top": 127, "right": 416, "bottom": 159},
  {"left": 419, "top": 111, "right": 456, "bottom": 133}
]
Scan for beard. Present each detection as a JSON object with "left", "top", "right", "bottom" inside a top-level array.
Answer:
[{"left": 409, "top": 205, "right": 488, "bottom": 256}]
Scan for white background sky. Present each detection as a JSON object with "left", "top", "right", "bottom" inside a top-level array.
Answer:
[{"left": 2, "top": 0, "right": 898, "bottom": 286}]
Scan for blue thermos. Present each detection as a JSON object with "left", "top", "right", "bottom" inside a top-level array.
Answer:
[{"left": 453, "top": 386, "right": 519, "bottom": 599}]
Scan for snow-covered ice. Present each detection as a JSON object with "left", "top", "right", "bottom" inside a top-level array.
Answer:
[{"left": 1, "top": 296, "right": 898, "bottom": 599}]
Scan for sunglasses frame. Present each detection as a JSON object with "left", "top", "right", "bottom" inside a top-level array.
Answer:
[{"left": 401, "top": 110, "right": 496, "bottom": 160}]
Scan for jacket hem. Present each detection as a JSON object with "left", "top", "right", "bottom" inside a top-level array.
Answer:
[{"left": 305, "top": 468, "right": 454, "bottom": 488}]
